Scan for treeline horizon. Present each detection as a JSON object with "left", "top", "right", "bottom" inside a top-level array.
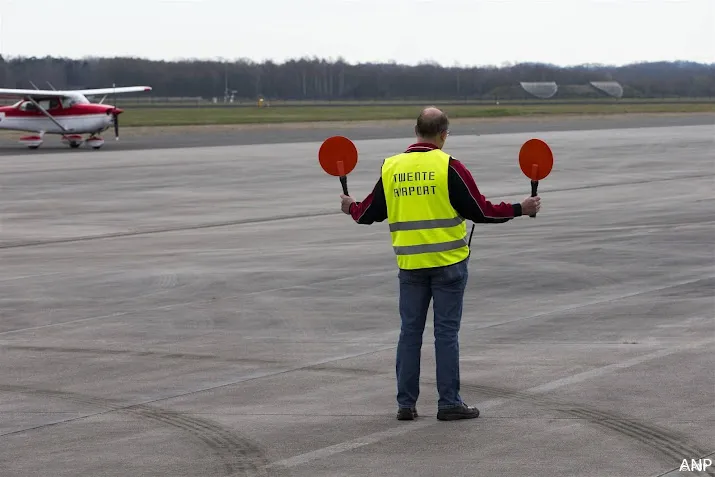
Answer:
[{"left": 0, "top": 55, "right": 713, "bottom": 100}]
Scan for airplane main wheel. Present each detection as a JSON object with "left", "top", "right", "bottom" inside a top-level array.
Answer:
[
  {"left": 19, "top": 135, "right": 43, "bottom": 149},
  {"left": 69, "top": 142, "right": 81, "bottom": 149},
  {"left": 87, "top": 137, "right": 105, "bottom": 150}
]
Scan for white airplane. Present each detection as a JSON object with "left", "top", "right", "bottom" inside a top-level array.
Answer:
[{"left": 0, "top": 85, "right": 152, "bottom": 149}]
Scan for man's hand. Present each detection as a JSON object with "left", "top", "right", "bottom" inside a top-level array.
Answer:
[
  {"left": 521, "top": 196, "right": 541, "bottom": 216},
  {"left": 340, "top": 194, "right": 355, "bottom": 215}
]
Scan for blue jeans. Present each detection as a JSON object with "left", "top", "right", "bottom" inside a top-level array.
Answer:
[{"left": 396, "top": 258, "right": 468, "bottom": 410}]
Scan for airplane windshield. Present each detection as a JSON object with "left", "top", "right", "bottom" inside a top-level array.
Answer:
[{"left": 63, "top": 95, "right": 90, "bottom": 106}]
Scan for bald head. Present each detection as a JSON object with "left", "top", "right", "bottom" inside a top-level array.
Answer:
[{"left": 415, "top": 107, "right": 449, "bottom": 143}]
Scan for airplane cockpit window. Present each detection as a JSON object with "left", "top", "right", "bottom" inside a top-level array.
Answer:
[
  {"left": 17, "top": 98, "right": 70, "bottom": 111},
  {"left": 19, "top": 101, "right": 38, "bottom": 112},
  {"left": 16, "top": 96, "right": 88, "bottom": 111}
]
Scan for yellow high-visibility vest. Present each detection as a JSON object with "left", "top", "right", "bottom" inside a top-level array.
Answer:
[{"left": 381, "top": 148, "right": 469, "bottom": 270}]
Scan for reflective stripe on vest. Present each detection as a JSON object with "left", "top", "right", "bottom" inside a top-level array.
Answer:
[
  {"left": 381, "top": 148, "right": 470, "bottom": 270},
  {"left": 388, "top": 216, "right": 465, "bottom": 232},
  {"left": 393, "top": 237, "right": 468, "bottom": 255}
]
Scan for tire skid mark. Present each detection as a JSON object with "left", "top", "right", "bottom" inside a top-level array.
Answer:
[
  {"left": 0, "top": 384, "right": 270, "bottom": 477},
  {"left": 129, "top": 405, "right": 269, "bottom": 477},
  {"left": 564, "top": 408, "right": 699, "bottom": 466},
  {"left": 461, "top": 383, "right": 714, "bottom": 475}
]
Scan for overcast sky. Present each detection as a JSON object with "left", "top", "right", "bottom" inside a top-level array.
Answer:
[{"left": 0, "top": 0, "right": 712, "bottom": 66}]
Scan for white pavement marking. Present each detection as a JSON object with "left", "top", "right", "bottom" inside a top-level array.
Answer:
[
  {"left": 0, "top": 272, "right": 65, "bottom": 283},
  {"left": 264, "top": 337, "right": 715, "bottom": 471}
]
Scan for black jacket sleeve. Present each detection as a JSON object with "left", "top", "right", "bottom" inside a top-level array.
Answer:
[{"left": 348, "top": 177, "right": 388, "bottom": 224}]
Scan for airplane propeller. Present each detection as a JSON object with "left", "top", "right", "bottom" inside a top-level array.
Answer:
[
  {"left": 106, "top": 107, "right": 121, "bottom": 140},
  {"left": 111, "top": 83, "right": 119, "bottom": 140},
  {"left": 113, "top": 110, "right": 119, "bottom": 140}
]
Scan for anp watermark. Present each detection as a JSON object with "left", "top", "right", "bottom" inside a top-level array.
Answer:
[{"left": 679, "top": 458, "right": 712, "bottom": 473}]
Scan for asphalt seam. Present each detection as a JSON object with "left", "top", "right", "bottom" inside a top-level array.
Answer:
[{"left": 2, "top": 172, "right": 712, "bottom": 250}]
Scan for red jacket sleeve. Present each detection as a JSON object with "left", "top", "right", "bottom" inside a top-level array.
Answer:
[{"left": 448, "top": 159, "right": 522, "bottom": 223}]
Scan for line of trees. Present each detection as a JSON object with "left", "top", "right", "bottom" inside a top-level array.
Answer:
[{"left": 0, "top": 56, "right": 713, "bottom": 100}]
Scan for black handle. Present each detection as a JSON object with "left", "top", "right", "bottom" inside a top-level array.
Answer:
[
  {"left": 529, "top": 180, "right": 538, "bottom": 218},
  {"left": 340, "top": 175, "right": 349, "bottom": 195}
]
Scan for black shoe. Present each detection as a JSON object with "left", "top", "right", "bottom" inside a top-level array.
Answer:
[
  {"left": 436, "top": 402, "right": 480, "bottom": 421},
  {"left": 396, "top": 407, "right": 418, "bottom": 420}
]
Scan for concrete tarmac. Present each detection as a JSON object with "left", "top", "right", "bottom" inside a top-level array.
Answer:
[{"left": 0, "top": 118, "right": 714, "bottom": 477}]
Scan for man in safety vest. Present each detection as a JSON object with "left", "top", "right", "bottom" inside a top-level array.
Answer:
[{"left": 340, "top": 107, "right": 541, "bottom": 421}]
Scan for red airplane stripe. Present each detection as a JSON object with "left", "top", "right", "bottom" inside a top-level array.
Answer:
[{"left": 0, "top": 104, "right": 116, "bottom": 117}]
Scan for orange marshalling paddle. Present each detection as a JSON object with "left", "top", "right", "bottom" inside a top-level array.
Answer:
[
  {"left": 318, "top": 136, "right": 358, "bottom": 195},
  {"left": 518, "top": 138, "right": 553, "bottom": 218}
]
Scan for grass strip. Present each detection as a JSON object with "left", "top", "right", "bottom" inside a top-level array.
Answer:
[{"left": 120, "top": 102, "right": 715, "bottom": 127}]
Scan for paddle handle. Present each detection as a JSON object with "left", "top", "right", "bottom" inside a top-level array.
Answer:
[
  {"left": 340, "top": 175, "right": 348, "bottom": 195},
  {"left": 529, "top": 180, "right": 538, "bottom": 218},
  {"left": 336, "top": 160, "right": 349, "bottom": 195},
  {"left": 529, "top": 164, "right": 539, "bottom": 218}
]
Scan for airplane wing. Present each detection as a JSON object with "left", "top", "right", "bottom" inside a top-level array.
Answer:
[
  {"left": 75, "top": 86, "right": 152, "bottom": 96},
  {"left": 0, "top": 88, "right": 68, "bottom": 100},
  {"left": 0, "top": 86, "right": 152, "bottom": 100}
]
